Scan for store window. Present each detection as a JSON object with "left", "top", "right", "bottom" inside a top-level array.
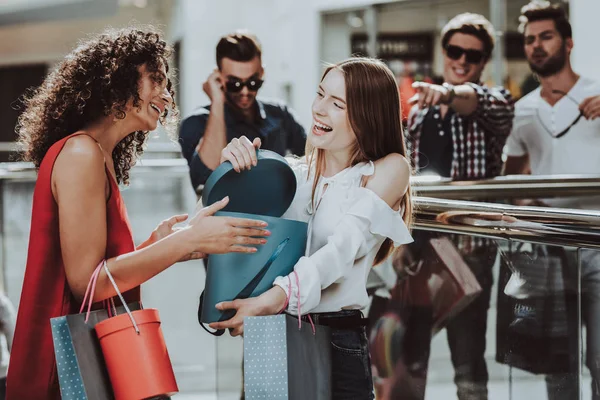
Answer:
[{"left": 0, "top": 64, "right": 47, "bottom": 162}]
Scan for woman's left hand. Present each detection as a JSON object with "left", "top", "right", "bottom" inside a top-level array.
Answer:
[
  {"left": 209, "top": 286, "right": 288, "bottom": 336},
  {"left": 138, "top": 214, "right": 207, "bottom": 262},
  {"left": 149, "top": 214, "right": 188, "bottom": 241}
]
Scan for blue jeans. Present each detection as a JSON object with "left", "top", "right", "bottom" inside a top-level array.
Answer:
[{"left": 330, "top": 326, "right": 375, "bottom": 400}]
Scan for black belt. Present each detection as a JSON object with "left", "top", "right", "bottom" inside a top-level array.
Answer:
[{"left": 299, "top": 310, "right": 368, "bottom": 330}]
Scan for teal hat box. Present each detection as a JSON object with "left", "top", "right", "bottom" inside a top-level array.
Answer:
[{"left": 198, "top": 150, "right": 308, "bottom": 335}]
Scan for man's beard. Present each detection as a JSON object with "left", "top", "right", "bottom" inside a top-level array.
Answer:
[
  {"left": 528, "top": 45, "right": 567, "bottom": 77},
  {"left": 225, "top": 91, "right": 255, "bottom": 111}
]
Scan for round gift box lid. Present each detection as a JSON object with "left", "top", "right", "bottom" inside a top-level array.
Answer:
[{"left": 202, "top": 149, "right": 297, "bottom": 217}]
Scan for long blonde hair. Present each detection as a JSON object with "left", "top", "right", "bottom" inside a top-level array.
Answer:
[{"left": 306, "top": 58, "right": 413, "bottom": 264}]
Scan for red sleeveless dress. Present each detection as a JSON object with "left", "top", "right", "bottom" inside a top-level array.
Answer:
[{"left": 6, "top": 133, "right": 141, "bottom": 399}]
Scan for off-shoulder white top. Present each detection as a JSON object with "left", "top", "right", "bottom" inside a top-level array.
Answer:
[{"left": 273, "top": 159, "right": 413, "bottom": 315}]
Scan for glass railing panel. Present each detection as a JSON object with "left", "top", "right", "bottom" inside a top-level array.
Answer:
[
  {"left": 368, "top": 232, "right": 588, "bottom": 400},
  {"left": 497, "top": 242, "right": 586, "bottom": 400}
]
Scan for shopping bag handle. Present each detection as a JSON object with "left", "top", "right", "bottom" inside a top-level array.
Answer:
[
  {"left": 102, "top": 261, "right": 140, "bottom": 335},
  {"left": 80, "top": 261, "right": 104, "bottom": 320},
  {"left": 291, "top": 270, "right": 315, "bottom": 334},
  {"left": 198, "top": 291, "right": 225, "bottom": 337},
  {"left": 78, "top": 260, "right": 140, "bottom": 335}
]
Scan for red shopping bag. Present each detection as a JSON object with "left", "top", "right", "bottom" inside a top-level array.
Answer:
[{"left": 94, "top": 261, "right": 178, "bottom": 400}]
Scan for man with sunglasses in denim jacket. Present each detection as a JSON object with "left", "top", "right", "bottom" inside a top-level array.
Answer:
[
  {"left": 401, "top": 13, "right": 514, "bottom": 400},
  {"left": 504, "top": 2, "right": 600, "bottom": 399},
  {"left": 179, "top": 31, "right": 306, "bottom": 191}
]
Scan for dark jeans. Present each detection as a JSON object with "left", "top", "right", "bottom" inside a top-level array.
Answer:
[
  {"left": 444, "top": 249, "right": 495, "bottom": 400},
  {"left": 330, "top": 326, "right": 375, "bottom": 400}
]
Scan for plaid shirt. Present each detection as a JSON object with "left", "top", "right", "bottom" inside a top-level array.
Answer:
[
  {"left": 406, "top": 82, "right": 514, "bottom": 253},
  {"left": 407, "top": 82, "right": 514, "bottom": 180}
]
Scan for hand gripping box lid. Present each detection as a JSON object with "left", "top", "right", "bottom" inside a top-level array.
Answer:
[{"left": 199, "top": 150, "right": 308, "bottom": 332}]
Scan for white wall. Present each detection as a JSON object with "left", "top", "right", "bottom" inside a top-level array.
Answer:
[
  {"left": 321, "top": 13, "right": 353, "bottom": 67},
  {"left": 571, "top": 0, "right": 600, "bottom": 82}
]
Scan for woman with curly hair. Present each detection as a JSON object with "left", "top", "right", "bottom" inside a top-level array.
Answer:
[{"left": 6, "top": 27, "right": 269, "bottom": 399}]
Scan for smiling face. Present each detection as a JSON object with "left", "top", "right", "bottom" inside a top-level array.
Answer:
[
  {"left": 442, "top": 32, "right": 487, "bottom": 85},
  {"left": 220, "top": 56, "right": 264, "bottom": 111},
  {"left": 129, "top": 63, "right": 172, "bottom": 131},
  {"left": 310, "top": 68, "right": 356, "bottom": 152}
]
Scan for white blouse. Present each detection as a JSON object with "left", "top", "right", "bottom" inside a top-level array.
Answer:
[{"left": 273, "top": 158, "right": 414, "bottom": 315}]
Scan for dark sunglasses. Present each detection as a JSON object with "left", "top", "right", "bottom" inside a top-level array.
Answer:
[
  {"left": 225, "top": 77, "right": 264, "bottom": 93},
  {"left": 445, "top": 44, "right": 486, "bottom": 64},
  {"left": 536, "top": 89, "right": 583, "bottom": 139}
]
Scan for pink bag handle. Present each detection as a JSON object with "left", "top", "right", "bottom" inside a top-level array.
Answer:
[
  {"left": 79, "top": 261, "right": 105, "bottom": 322},
  {"left": 277, "top": 278, "right": 292, "bottom": 315},
  {"left": 292, "top": 271, "right": 315, "bottom": 334},
  {"left": 277, "top": 271, "right": 315, "bottom": 334},
  {"left": 102, "top": 261, "right": 140, "bottom": 334},
  {"left": 78, "top": 260, "right": 139, "bottom": 335},
  {"left": 106, "top": 297, "right": 117, "bottom": 318}
]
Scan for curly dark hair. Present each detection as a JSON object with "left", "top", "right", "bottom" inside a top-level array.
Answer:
[{"left": 16, "top": 26, "right": 179, "bottom": 185}]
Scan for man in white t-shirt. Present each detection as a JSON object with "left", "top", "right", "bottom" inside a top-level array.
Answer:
[{"left": 504, "top": 2, "right": 600, "bottom": 399}]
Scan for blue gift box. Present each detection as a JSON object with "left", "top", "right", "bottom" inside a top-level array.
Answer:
[{"left": 200, "top": 150, "right": 308, "bottom": 325}]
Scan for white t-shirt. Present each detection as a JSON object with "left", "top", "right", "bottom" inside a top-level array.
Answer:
[{"left": 505, "top": 76, "right": 600, "bottom": 210}]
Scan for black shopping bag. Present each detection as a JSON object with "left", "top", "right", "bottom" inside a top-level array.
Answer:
[
  {"left": 243, "top": 314, "right": 332, "bottom": 399},
  {"left": 496, "top": 244, "right": 578, "bottom": 375}
]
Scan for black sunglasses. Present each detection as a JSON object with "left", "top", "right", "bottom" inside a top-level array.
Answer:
[
  {"left": 536, "top": 89, "right": 583, "bottom": 139},
  {"left": 225, "top": 77, "right": 264, "bottom": 93},
  {"left": 445, "top": 44, "right": 486, "bottom": 64}
]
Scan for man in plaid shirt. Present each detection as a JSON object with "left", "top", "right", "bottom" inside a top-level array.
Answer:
[{"left": 404, "top": 13, "right": 514, "bottom": 400}]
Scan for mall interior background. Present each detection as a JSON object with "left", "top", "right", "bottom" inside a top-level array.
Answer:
[{"left": 0, "top": 0, "right": 599, "bottom": 398}]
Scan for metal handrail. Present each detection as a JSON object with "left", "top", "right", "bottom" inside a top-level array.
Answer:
[
  {"left": 412, "top": 174, "right": 600, "bottom": 199},
  {"left": 414, "top": 196, "right": 600, "bottom": 249}
]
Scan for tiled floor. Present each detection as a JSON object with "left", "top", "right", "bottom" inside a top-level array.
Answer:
[{"left": 173, "top": 376, "right": 592, "bottom": 399}]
